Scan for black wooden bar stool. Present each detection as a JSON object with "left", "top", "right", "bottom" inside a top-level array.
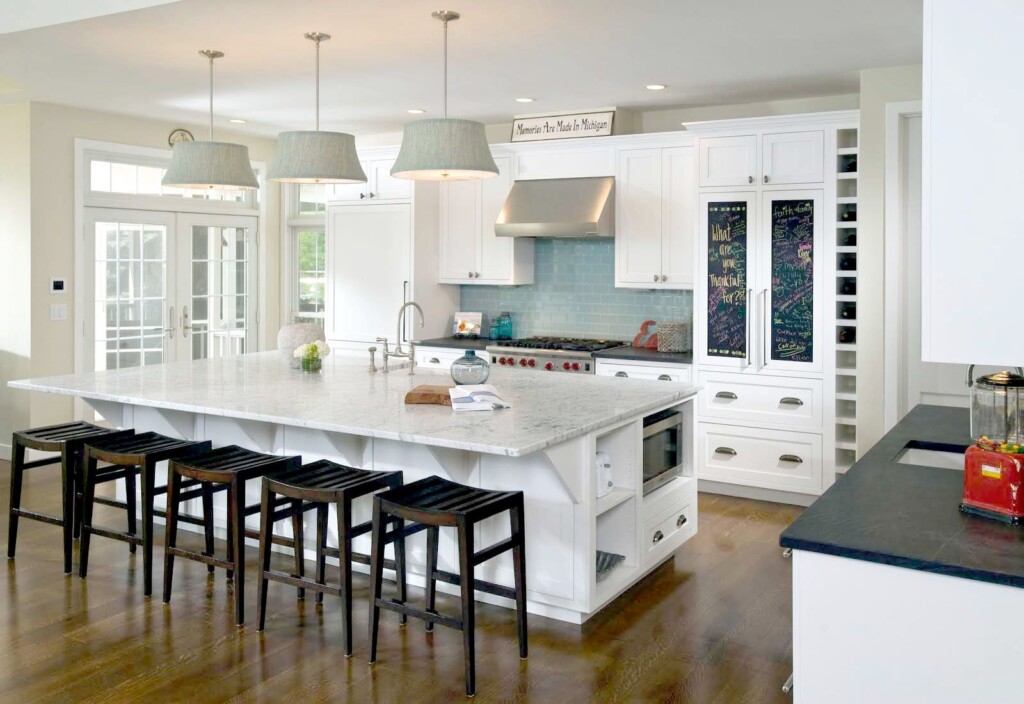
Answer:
[
  {"left": 162, "top": 446, "right": 301, "bottom": 625},
  {"left": 255, "top": 460, "right": 404, "bottom": 655},
  {"left": 7, "top": 421, "right": 130, "bottom": 574},
  {"left": 78, "top": 432, "right": 212, "bottom": 596},
  {"left": 368, "top": 475, "right": 527, "bottom": 697}
]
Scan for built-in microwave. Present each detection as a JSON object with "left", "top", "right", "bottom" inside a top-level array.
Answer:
[{"left": 642, "top": 408, "right": 684, "bottom": 495}]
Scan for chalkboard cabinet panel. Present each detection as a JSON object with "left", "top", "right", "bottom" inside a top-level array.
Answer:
[
  {"left": 762, "top": 131, "right": 824, "bottom": 185},
  {"left": 698, "top": 136, "right": 758, "bottom": 187}
]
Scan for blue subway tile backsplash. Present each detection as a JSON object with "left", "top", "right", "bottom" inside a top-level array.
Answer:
[{"left": 460, "top": 238, "right": 692, "bottom": 341}]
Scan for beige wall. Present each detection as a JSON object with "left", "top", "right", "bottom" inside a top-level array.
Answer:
[
  {"left": 857, "top": 65, "right": 922, "bottom": 455},
  {"left": 25, "top": 102, "right": 281, "bottom": 429},
  {"left": 0, "top": 103, "right": 33, "bottom": 452}
]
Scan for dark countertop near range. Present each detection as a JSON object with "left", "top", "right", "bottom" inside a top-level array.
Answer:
[
  {"left": 591, "top": 346, "right": 692, "bottom": 364},
  {"left": 781, "top": 404, "right": 1024, "bottom": 589},
  {"left": 415, "top": 337, "right": 491, "bottom": 351}
]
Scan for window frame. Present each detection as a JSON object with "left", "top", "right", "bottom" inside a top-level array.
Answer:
[{"left": 282, "top": 183, "right": 329, "bottom": 325}]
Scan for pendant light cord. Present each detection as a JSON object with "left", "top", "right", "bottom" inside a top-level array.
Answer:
[
  {"left": 315, "top": 36, "right": 321, "bottom": 131},
  {"left": 442, "top": 16, "right": 448, "bottom": 120},
  {"left": 208, "top": 53, "right": 214, "bottom": 141}
]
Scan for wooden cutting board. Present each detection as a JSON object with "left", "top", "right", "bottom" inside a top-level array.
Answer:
[{"left": 404, "top": 385, "right": 453, "bottom": 406}]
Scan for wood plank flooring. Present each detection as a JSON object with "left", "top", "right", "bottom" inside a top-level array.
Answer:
[{"left": 0, "top": 460, "right": 802, "bottom": 703}]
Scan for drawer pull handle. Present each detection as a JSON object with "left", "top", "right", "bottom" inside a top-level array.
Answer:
[
  {"left": 658, "top": 374, "right": 673, "bottom": 381},
  {"left": 615, "top": 371, "right": 628, "bottom": 378},
  {"left": 780, "top": 397, "right": 804, "bottom": 406},
  {"left": 429, "top": 357, "right": 440, "bottom": 364},
  {"left": 715, "top": 447, "right": 737, "bottom": 456},
  {"left": 676, "top": 514, "right": 688, "bottom": 528},
  {"left": 652, "top": 530, "right": 664, "bottom": 544},
  {"left": 779, "top": 454, "right": 804, "bottom": 464},
  {"left": 715, "top": 391, "right": 738, "bottom": 400}
]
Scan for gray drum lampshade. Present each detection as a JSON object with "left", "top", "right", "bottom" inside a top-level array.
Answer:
[
  {"left": 162, "top": 140, "right": 259, "bottom": 189},
  {"left": 268, "top": 130, "right": 367, "bottom": 183},
  {"left": 390, "top": 118, "right": 498, "bottom": 181}
]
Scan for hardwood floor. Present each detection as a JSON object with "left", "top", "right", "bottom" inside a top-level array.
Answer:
[{"left": 0, "top": 459, "right": 801, "bottom": 703}]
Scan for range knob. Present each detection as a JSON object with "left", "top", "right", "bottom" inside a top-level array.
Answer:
[
  {"left": 519, "top": 358, "right": 527, "bottom": 367},
  {"left": 544, "top": 362, "right": 553, "bottom": 371},
  {"left": 506, "top": 357, "right": 515, "bottom": 366},
  {"left": 498, "top": 357, "right": 507, "bottom": 366},
  {"left": 563, "top": 362, "right": 571, "bottom": 370},
  {"left": 527, "top": 359, "right": 536, "bottom": 367},
  {"left": 571, "top": 362, "right": 581, "bottom": 371}
]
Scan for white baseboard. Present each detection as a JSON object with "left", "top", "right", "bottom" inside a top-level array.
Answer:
[
  {"left": 0, "top": 442, "right": 10, "bottom": 462},
  {"left": 698, "top": 478, "right": 817, "bottom": 507}
]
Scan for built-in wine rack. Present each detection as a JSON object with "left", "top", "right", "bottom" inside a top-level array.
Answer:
[{"left": 834, "top": 127, "right": 859, "bottom": 472}]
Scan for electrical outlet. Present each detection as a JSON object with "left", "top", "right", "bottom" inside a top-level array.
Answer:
[{"left": 50, "top": 303, "right": 68, "bottom": 321}]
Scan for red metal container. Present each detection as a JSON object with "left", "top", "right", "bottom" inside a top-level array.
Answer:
[{"left": 960, "top": 444, "right": 1024, "bottom": 524}]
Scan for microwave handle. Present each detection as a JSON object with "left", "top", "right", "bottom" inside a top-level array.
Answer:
[{"left": 644, "top": 414, "right": 682, "bottom": 439}]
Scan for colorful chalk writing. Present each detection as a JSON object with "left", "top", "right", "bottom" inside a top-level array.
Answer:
[{"left": 706, "top": 201, "right": 748, "bottom": 359}]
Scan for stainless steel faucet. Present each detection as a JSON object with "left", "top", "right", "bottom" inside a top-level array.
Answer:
[{"left": 381, "top": 301, "right": 424, "bottom": 374}]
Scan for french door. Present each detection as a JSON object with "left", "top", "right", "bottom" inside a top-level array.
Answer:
[{"left": 83, "top": 208, "right": 258, "bottom": 372}]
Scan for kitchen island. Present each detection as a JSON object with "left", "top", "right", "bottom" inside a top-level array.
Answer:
[
  {"left": 10, "top": 352, "right": 699, "bottom": 624},
  {"left": 781, "top": 405, "right": 1024, "bottom": 703}
]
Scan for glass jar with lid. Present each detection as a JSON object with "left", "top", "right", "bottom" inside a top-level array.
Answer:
[{"left": 970, "top": 370, "right": 1024, "bottom": 446}]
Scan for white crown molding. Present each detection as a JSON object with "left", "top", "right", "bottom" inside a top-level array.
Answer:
[{"left": 681, "top": 109, "right": 860, "bottom": 134}]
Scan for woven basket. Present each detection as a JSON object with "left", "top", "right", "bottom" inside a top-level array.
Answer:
[{"left": 657, "top": 320, "right": 691, "bottom": 353}]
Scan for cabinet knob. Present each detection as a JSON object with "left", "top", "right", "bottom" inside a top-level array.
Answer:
[
  {"left": 429, "top": 357, "right": 440, "bottom": 364},
  {"left": 360, "top": 193, "right": 368, "bottom": 199},
  {"left": 779, "top": 397, "right": 804, "bottom": 406},
  {"left": 714, "top": 391, "right": 738, "bottom": 400},
  {"left": 475, "top": 272, "right": 481, "bottom": 278},
  {"left": 652, "top": 530, "right": 664, "bottom": 544},
  {"left": 468, "top": 271, "right": 474, "bottom": 278},
  {"left": 653, "top": 274, "right": 659, "bottom": 282},
  {"left": 748, "top": 175, "right": 754, "bottom": 184},
  {"left": 779, "top": 454, "right": 804, "bottom": 464},
  {"left": 763, "top": 175, "right": 769, "bottom": 184},
  {"left": 715, "top": 447, "right": 737, "bottom": 456},
  {"left": 658, "top": 374, "right": 673, "bottom": 381},
  {"left": 676, "top": 514, "right": 688, "bottom": 528},
  {"left": 614, "top": 371, "right": 628, "bottom": 378}
]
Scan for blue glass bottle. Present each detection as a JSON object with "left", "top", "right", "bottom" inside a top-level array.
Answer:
[{"left": 450, "top": 350, "right": 490, "bottom": 385}]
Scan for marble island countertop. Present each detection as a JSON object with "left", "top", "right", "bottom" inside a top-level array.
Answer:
[{"left": 10, "top": 352, "right": 699, "bottom": 457}]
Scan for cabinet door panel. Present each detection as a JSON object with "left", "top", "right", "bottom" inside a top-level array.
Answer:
[
  {"left": 368, "top": 157, "right": 412, "bottom": 200},
  {"left": 761, "top": 190, "right": 823, "bottom": 373},
  {"left": 762, "top": 131, "right": 824, "bottom": 185},
  {"left": 329, "top": 162, "right": 370, "bottom": 201},
  {"left": 697, "top": 193, "right": 757, "bottom": 370},
  {"left": 661, "top": 146, "right": 697, "bottom": 287},
  {"left": 616, "top": 148, "right": 663, "bottom": 285},
  {"left": 478, "top": 156, "right": 516, "bottom": 282},
  {"left": 439, "top": 180, "right": 479, "bottom": 282},
  {"left": 698, "top": 136, "right": 757, "bottom": 187}
]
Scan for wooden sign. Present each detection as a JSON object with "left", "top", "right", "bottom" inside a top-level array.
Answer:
[
  {"left": 706, "top": 201, "right": 748, "bottom": 359},
  {"left": 770, "top": 199, "right": 815, "bottom": 363},
  {"left": 510, "top": 111, "right": 614, "bottom": 143}
]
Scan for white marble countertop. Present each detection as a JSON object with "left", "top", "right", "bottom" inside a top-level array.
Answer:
[{"left": 9, "top": 352, "right": 699, "bottom": 457}]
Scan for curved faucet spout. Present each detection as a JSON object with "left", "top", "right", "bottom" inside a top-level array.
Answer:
[{"left": 395, "top": 301, "right": 425, "bottom": 355}]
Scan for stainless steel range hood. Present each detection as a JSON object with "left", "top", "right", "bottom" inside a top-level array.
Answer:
[{"left": 494, "top": 176, "right": 614, "bottom": 238}]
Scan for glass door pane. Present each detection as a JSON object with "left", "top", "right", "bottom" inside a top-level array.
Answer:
[
  {"left": 85, "top": 209, "right": 176, "bottom": 372},
  {"left": 177, "top": 214, "right": 258, "bottom": 361}
]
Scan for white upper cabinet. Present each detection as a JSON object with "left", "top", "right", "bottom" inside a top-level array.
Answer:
[
  {"left": 439, "top": 155, "right": 534, "bottom": 285},
  {"left": 616, "top": 145, "right": 697, "bottom": 289},
  {"left": 922, "top": 0, "right": 1023, "bottom": 366},
  {"left": 698, "top": 136, "right": 758, "bottom": 187},
  {"left": 329, "top": 155, "right": 412, "bottom": 202},
  {"left": 761, "top": 131, "right": 824, "bottom": 185}
]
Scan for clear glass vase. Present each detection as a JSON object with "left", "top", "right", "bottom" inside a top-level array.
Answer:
[
  {"left": 300, "top": 356, "right": 322, "bottom": 373},
  {"left": 450, "top": 350, "right": 490, "bottom": 385}
]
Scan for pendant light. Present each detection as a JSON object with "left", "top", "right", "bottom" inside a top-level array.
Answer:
[
  {"left": 390, "top": 10, "right": 497, "bottom": 181},
  {"left": 268, "top": 32, "right": 366, "bottom": 184},
  {"left": 162, "top": 50, "right": 259, "bottom": 190}
]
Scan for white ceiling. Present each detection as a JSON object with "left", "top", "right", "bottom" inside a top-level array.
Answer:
[
  {"left": 0, "top": 0, "right": 922, "bottom": 137},
  {"left": 0, "top": 0, "right": 181, "bottom": 35}
]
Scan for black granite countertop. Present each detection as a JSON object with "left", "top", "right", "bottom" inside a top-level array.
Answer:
[
  {"left": 781, "top": 405, "right": 1024, "bottom": 588},
  {"left": 414, "top": 337, "right": 491, "bottom": 351},
  {"left": 592, "top": 346, "right": 693, "bottom": 364}
]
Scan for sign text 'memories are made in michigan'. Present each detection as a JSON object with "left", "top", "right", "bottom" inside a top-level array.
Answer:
[{"left": 510, "top": 111, "right": 614, "bottom": 142}]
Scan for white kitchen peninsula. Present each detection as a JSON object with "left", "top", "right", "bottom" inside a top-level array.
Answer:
[{"left": 10, "top": 353, "right": 699, "bottom": 624}]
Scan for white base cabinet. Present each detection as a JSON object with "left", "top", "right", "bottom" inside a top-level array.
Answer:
[{"left": 595, "top": 358, "right": 692, "bottom": 383}]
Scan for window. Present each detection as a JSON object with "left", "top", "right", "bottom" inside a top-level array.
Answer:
[
  {"left": 87, "top": 157, "right": 253, "bottom": 205},
  {"left": 297, "top": 183, "right": 348, "bottom": 215},
  {"left": 295, "top": 229, "right": 326, "bottom": 320}
]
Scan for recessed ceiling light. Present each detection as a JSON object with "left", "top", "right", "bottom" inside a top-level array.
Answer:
[
  {"left": 407, "top": 108, "right": 426, "bottom": 114},
  {"left": 646, "top": 84, "right": 666, "bottom": 91},
  {"left": 515, "top": 97, "right": 534, "bottom": 103},
  {"left": 229, "top": 118, "right": 247, "bottom": 123}
]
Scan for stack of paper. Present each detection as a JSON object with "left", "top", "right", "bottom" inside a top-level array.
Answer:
[{"left": 449, "top": 385, "right": 512, "bottom": 412}]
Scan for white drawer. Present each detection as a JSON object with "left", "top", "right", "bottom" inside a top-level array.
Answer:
[
  {"left": 413, "top": 347, "right": 464, "bottom": 370},
  {"left": 642, "top": 500, "right": 695, "bottom": 567},
  {"left": 595, "top": 360, "right": 691, "bottom": 383},
  {"left": 698, "top": 371, "right": 822, "bottom": 430},
  {"left": 698, "top": 422, "right": 822, "bottom": 493}
]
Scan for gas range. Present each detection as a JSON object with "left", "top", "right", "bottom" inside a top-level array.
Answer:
[{"left": 485, "top": 337, "right": 626, "bottom": 374}]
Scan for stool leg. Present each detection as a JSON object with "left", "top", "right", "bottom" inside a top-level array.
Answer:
[
  {"left": 162, "top": 466, "right": 182, "bottom": 604},
  {"left": 394, "top": 517, "right": 407, "bottom": 626},
  {"left": 367, "top": 499, "right": 386, "bottom": 664},
  {"left": 141, "top": 460, "right": 156, "bottom": 597},
  {"left": 291, "top": 499, "right": 305, "bottom": 600},
  {"left": 457, "top": 518, "right": 477, "bottom": 697},
  {"left": 510, "top": 498, "right": 528, "bottom": 660},
  {"left": 72, "top": 447, "right": 83, "bottom": 541},
  {"left": 60, "top": 446, "right": 77, "bottom": 575},
  {"left": 314, "top": 503, "right": 327, "bottom": 606},
  {"left": 225, "top": 486, "right": 235, "bottom": 582},
  {"left": 230, "top": 479, "right": 246, "bottom": 626},
  {"left": 425, "top": 526, "right": 439, "bottom": 632},
  {"left": 7, "top": 438, "right": 25, "bottom": 559},
  {"left": 125, "top": 468, "right": 138, "bottom": 555},
  {"left": 257, "top": 482, "right": 273, "bottom": 632},
  {"left": 78, "top": 453, "right": 99, "bottom": 579},
  {"left": 337, "top": 498, "right": 353, "bottom": 657},
  {"left": 201, "top": 483, "right": 215, "bottom": 574}
]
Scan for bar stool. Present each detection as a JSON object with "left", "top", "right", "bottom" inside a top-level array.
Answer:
[
  {"left": 368, "top": 475, "right": 527, "bottom": 697},
  {"left": 7, "top": 421, "right": 130, "bottom": 574},
  {"left": 78, "top": 432, "right": 212, "bottom": 596},
  {"left": 162, "top": 446, "right": 301, "bottom": 625},
  {"left": 255, "top": 459, "right": 404, "bottom": 655}
]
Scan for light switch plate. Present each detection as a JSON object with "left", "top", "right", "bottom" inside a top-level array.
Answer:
[{"left": 50, "top": 303, "right": 68, "bottom": 321}]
